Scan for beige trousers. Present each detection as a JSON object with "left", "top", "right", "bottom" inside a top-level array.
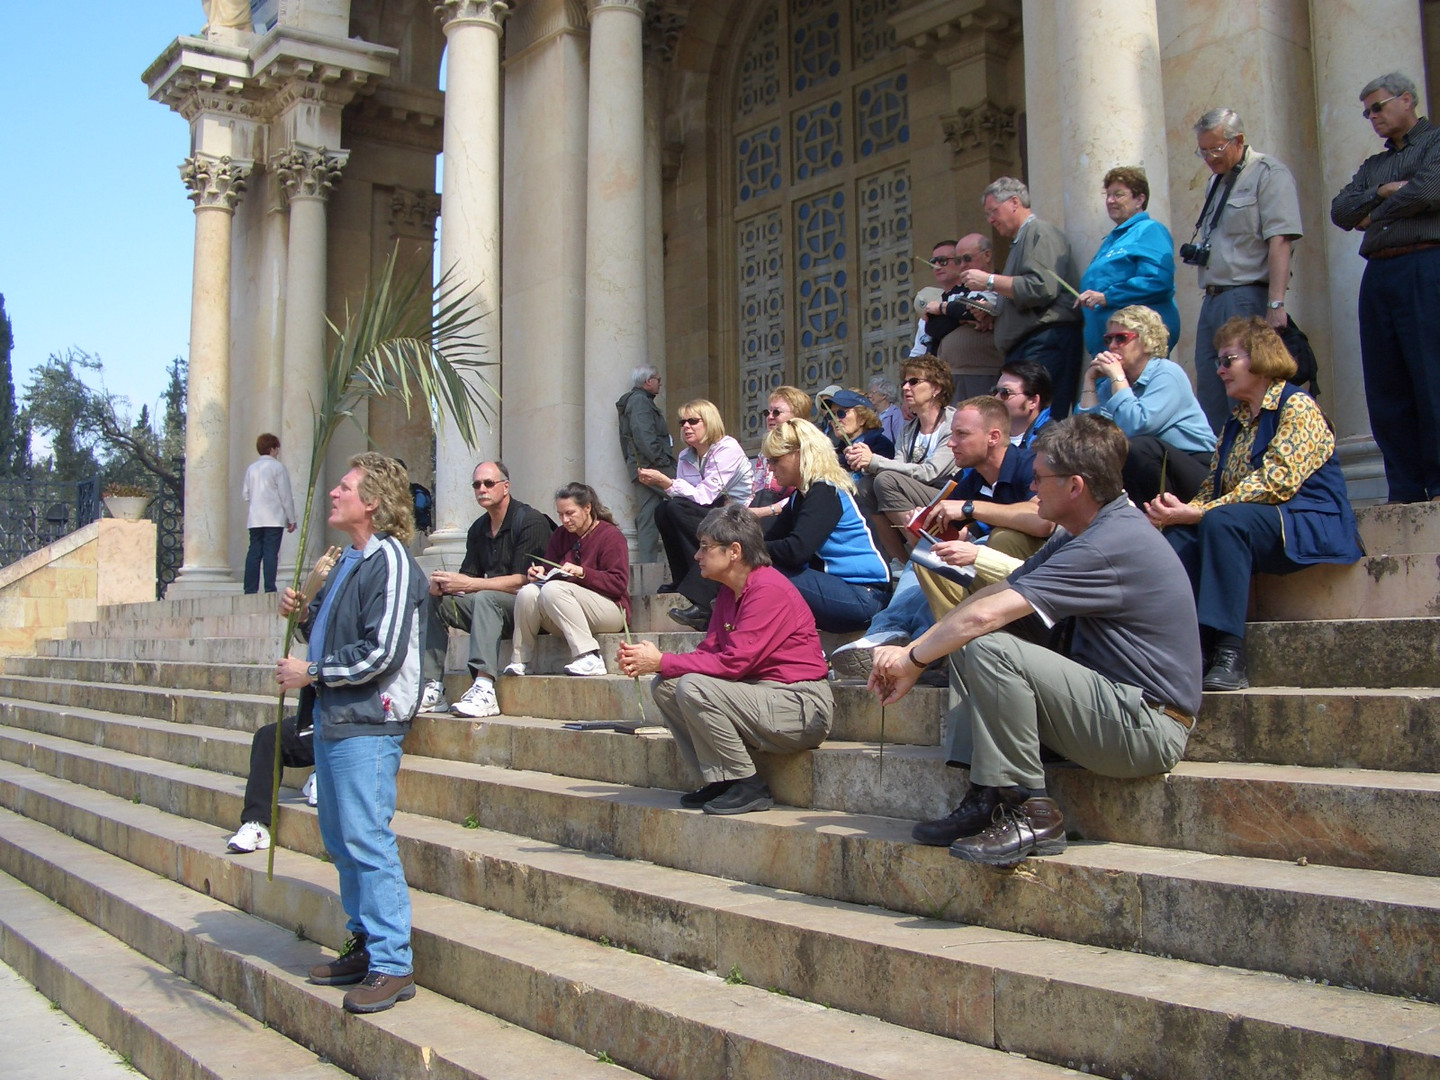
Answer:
[
  {"left": 916, "top": 526, "right": 1045, "bottom": 619},
  {"left": 511, "top": 580, "right": 626, "bottom": 663}
]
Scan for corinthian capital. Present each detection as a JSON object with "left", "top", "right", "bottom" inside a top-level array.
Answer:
[
  {"left": 587, "top": 0, "right": 647, "bottom": 18},
  {"left": 434, "top": 0, "right": 511, "bottom": 31},
  {"left": 274, "top": 147, "right": 348, "bottom": 204},
  {"left": 180, "top": 155, "right": 251, "bottom": 211}
]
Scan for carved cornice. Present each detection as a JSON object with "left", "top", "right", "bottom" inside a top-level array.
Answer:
[
  {"left": 346, "top": 86, "right": 446, "bottom": 154},
  {"left": 274, "top": 147, "right": 348, "bottom": 203},
  {"left": 435, "top": 0, "right": 512, "bottom": 31},
  {"left": 391, "top": 188, "right": 443, "bottom": 240},
  {"left": 643, "top": 1, "right": 686, "bottom": 64},
  {"left": 894, "top": 0, "right": 1021, "bottom": 64},
  {"left": 941, "top": 101, "right": 1017, "bottom": 166},
  {"left": 180, "top": 154, "right": 252, "bottom": 211},
  {"left": 504, "top": 0, "right": 588, "bottom": 61}
]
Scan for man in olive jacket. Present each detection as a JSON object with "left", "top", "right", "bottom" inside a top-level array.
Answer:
[{"left": 617, "top": 364, "right": 674, "bottom": 562}]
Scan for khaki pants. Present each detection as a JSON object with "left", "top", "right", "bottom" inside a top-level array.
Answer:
[
  {"left": 946, "top": 632, "right": 1190, "bottom": 790},
  {"left": 650, "top": 673, "right": 833, "bottom": 783},
  {"left": 511, "top": 580, "right": 626, "bottom": 664},
  {"left": 916, "top": 527, "right": 1045, "bottom": 618}
]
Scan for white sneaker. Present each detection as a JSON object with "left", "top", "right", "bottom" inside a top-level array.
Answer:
[
  {"left": 564, "top": 652, "right": 606, "bottom": 677},
  {"left": 451, "top": 676, "right": 500, "bottom": 718},
  {"left": 502, "top": 661, "right": 527, "bottom": 676},
  {"left": 830, "top": 632, "right": 908, "bottom": 684},
  {"left": 226, "top": 822, "right": 271, "bottom": 854},
  {"left": 418, "top": 680, "right": 449, "bottom": 713},
  {"left": 302, "top": 773, "right": 318, "bottom": 807},
  {"left": 831, "top": 631, "right": 907, "bottom": 656}
]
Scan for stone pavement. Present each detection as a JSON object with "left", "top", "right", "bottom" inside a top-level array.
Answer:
[{"left": 0, "top": 960, "right": 136, "bottom": 1079}]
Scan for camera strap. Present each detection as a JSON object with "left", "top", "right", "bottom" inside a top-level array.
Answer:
[{"left": 1190, "top": 150, "right": 1247, "bottom": 243}]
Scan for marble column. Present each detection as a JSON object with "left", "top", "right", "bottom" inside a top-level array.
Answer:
[
  {"left": 584, "top": 0, "right": 649, "bottom": 544},
  {"left": 276, "top": 146, "right": 347, "bottom": 571},
  {"left": 431, "top": 0, "right": 507, "bottom": 559},
  {"left": 171, "top": 155, "right": 249, "bottom": 596},
  {"left": 1053, "top": 0, "right": 1170, "bottom": 262},
  {"left": 1310, "top": 3, "right": 1429, "bottom": 490}
]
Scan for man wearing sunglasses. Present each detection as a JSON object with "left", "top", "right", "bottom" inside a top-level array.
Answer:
[
  {"left": 419, "top": 460, "right": 553, "bottom": 718},
  {"left": 1189, "top": 107, "right": 1302, "bottom": 433},
  {"left": 912, "top": 236, "right": 1002, "bottom": 401},
  {"left": 1331, "top": 72, "right": 1440, "bottom": 504}
]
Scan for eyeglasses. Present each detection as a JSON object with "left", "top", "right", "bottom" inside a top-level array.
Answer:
[
  {"left": 1101, "top": 331, "right": 1139, "bottom": 347},
  {"left": 1216, "top": 352, "right": 1246, "bottom": 370},
  {"left": 929, "top": 254, "right": 976, "bottom": 267},
  {"left": 679, "top": 416, "right": 703, "bottom": 426},
  {"left": 696, "top": 541, "right": 725, "bottom": 553},
  {"left": 1194, "top": 138, "right": 1234, "bottom": 159},
  {"left": 989, "top": 387, "right": 1019, "bottom": 400},
  {"left": 761, "top": 407, "right": 785, "bottom": 418},
  {"left": 902, "top": 377, "right": 927, "bottom": 387},
  {"left": 1362, "top": 95, "right": 1398, "bottom": 119},
  {"left": 1032, "top": 471, "right": 1079, "bottom": 483},
  {"left": 472, "top": 478, "right": 506, "bottom": 489},
  {"left": 831, "top": 408, "right": 850, "bottom": 419},
  {"left": 1103, "top": 188, "right": 1134, "bottom": 202}
]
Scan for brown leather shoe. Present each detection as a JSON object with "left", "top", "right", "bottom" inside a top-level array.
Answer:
[
  {"left": 307, "top": 934, "right": 369, "bottom": 986},
  {"left": 948, "top": 796, "right": 1067, "bottom": 867},
  {"left": 343, "top": 971, "right": 416, "bottom": 1014},
  {"left": 911, "top": 784, "right": 1000, "bottom": 846}
]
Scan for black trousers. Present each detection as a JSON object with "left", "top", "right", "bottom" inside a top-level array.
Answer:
[
  {"left": 1123, "top": 436, "right": 1212, "bottom": 507},
  {"left": 241, "top": 713, "right": 316, "bottom": 825}
]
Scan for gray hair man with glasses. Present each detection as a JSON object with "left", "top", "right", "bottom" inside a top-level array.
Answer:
[
  {"left": 1188, "top": 106, "right": 1303, "bottom": 433},
  {"left": 912, "top": 234, "right": 1002, "bottom": 401},
  {"left": 617, "top": 363, "right": 674, "bottom": 561},
  {"left": 1331, "top": 72, "right": 1440, "bottom": 504}
]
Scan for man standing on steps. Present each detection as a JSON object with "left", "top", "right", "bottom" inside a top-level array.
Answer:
[
  {"left": 617, "top": 364, "right": 674, "bottom": 562},
  {"left": 277, "top": 452, "right": 427, "bottom": 1015},
  {"left": 420, "top": 461, "right": 553, "bottom": 718},
  {"left": 241, "top": 433, "right": 297, "bottom": 594},
  {"left": 869, "top": 415, "right": 1201, "bottom": 867}
]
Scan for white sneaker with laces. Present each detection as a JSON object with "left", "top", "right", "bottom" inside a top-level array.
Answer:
[
  {"left": 502, "top": 661, "right": 527, "bottom": 676},
  {"left": 564, "top": 652, "right": 606, "bottom": 677},
  {"left": 302, "top": 773, "right": 318, "bottom": 807},
  {"left": 418, "top": 680, "right": 449, "bottom": 713},
  {"left": 226, "top": 821, "right": 271, "bottom": 854},
  {"left": 451, "top": 676, "right": 500, "bottom": 718}
]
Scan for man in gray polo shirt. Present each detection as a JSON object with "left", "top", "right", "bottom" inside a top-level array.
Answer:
[
  {"left": 870, "top": 414, "right": 1202, "bottom": 866},
  {"left": 1188, "top": 107, "right": 1304, "bottom": 432}
]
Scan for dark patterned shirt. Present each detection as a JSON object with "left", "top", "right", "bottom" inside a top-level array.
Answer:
[{"left": 1330, "top": 116, "right": 1440, "bottom": 256}]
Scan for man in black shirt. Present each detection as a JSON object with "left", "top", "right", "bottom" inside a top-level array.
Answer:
[{"left": 420, "top": 461, "right": 553, "bottom": 717}]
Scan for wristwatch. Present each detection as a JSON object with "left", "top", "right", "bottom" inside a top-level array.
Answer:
[
  {"left": 961, "top": 500, "right": 975, "bottom": 521},
  {"left": 307, "top": 661, "right": 319, "bottom": 682},
  {"left": 1267, "top": 300, "right": 1285, "bottom": 309}
]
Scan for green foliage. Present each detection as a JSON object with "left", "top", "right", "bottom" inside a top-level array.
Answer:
[
  {"left": 463, "top": 813, "right": 480, "bottom": 829},
  {"left": 594, "top": 1050, "right": 617, "bottom": 1065},
  {"left": 0, "top": 294, "right": 20, "bottom": 476},
  {"left": 725, "top": 964, "right": 747, "bottom": 985}
]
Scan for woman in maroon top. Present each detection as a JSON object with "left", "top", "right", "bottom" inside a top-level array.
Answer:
[
  {"left": 618, "top": 504, "right": 833, "bottom": 815},
  {"left": 505, "top": 483, "right": 631, "bottom": 678}
]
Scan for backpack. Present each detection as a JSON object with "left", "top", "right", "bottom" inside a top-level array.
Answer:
[
  {"left": 410, "top": 482, "right": 433, "bottom": 531},
  {"left": 1278, "top": 316, "right": 1319, "bottom": 397}
]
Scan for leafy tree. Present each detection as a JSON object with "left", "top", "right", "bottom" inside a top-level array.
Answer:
[
  {"left": 0, "top": 294, "right": 20, "bottom": 475},
  {"left": 22, "top": 349, "right": 183, "bottom": 500},
  {"left": 160, "top": 357, "right": 186, "bottom": 471}
]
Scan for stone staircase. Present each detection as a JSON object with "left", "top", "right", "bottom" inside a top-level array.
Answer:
[{"left": 0, "top": 506, "right": 1438, "bottom": 1078}]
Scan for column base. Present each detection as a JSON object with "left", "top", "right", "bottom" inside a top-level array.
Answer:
[
  {"left": 164, "top": 567, "right": 242, "bottom": 600},
  {"left": 422, "top": 527, "right": 472, "bottom": 563},
  {"left": 1337, "top": 434, "right": 1387, "bottom": 506}
]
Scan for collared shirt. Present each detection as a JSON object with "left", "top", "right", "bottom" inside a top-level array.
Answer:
[
  {"left": 1196, "top": 148, "right": 1303, "bottom": 288},
  {"left": 459, "top": 499, "right": 553, "bottom": 580},
  {"left": 1330, "top": 116, "right": 1440, "bottom": 256},
  {"left": 1075, "top": 356, "right": 1214, "bottom": 455},
  {"left": 994, "top": 215, "right": 1082, "bottom": 353},
  {"left": 242, "top": 454, "right": 297, "bottom": 529},
  {"left": 1189, "top": 380, "right": 1334, "bottom": 509},
  {"left": 668, "top": 436, "right": 755, "bottom": 506}
]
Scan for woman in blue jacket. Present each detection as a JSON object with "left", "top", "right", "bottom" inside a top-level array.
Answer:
[{"left": 1074, "top": 166, "right": 1181, "bottom": 358}]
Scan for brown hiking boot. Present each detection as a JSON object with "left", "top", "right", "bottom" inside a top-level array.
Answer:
[
  {"left": 343, "top": 971, "right": 416, "bottom": 1014},
  {"left": 307, "top": 934, "right": 369, "bottom": 986}
]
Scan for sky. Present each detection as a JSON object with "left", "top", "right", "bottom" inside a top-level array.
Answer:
[{"left": 0, "top": 2, "right": 205, "bottom": 426}]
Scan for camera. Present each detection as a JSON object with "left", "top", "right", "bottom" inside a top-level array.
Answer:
[{"left": 1180, "top": 242, "right": 1211, "bottom": 267}]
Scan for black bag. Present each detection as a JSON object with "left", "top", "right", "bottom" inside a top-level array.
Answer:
[{"left": 1278, "top": 316, "right": 1319, "bottom": 396}]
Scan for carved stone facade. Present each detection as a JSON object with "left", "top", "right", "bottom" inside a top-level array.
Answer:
[
  {"left": 180, "top": 155, "right": 251, "bottom": 210},
  {"left": 274, "top": 147, "right": 347, "bottom": 203}
]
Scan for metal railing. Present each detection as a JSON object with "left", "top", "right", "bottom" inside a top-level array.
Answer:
[{"left": 0, "top": 476, "right": 101, "bottom": 567}]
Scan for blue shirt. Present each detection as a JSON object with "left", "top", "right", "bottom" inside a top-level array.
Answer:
[
  {"left": 1078, "top": 212, "right": 1181, "bottom": 357},
  {"left": 1075, "top": 356, "right": 1214, "bottom": 455},
  {"left": 307, "top": 547, "right": 363, "bottom": 720}
]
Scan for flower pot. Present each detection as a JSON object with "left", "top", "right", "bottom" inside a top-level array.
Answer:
[{"left": 103, "top": 496, "right": 153, "bottom": 521}]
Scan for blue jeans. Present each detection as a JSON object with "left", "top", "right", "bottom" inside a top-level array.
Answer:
[
  {"left": 244, "top": 526, "right": 284, "bottom": 594},
  {"left": 780, "top": 568, "right": 888, "bottom": 633},
  {"left": 313, "top": 730, "right": 411, "bottom": 976},
  {"left": 864, "top": 563, "right": 935, "bottom": 640}
]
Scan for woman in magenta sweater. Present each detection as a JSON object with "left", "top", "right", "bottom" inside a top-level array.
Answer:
[
  {"left": 618, "top": 503, "right": 833, "bottom": 815},
  {"left": 505, "top": 483, "right": 631, "bottom": 678}
]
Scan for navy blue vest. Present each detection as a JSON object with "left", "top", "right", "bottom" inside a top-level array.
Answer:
[{"left": 1212, "top": 382, "right": 1364, "bottom": 565}]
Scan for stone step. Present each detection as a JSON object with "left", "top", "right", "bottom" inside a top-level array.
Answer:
[
  {"left": 1354, "top": 500, "right": 1440, "bottom": 554},
  {"left": 3, "top": 758, "right": 1437, "bottom": 1077},
  {"left": 0, "top": 868, "right": 355, "bottom": 1080},
  {"left": 33, "top": 634, "right": 291, "bottom": 665},
  {"left": 67, "top": 611, "right": 288, "bottom": 641},
  {"left": 1252, "top": 554, "right": 1440, "bottom": 621},
  {"left": 1247, "top": 617, "right": 1440, "bottom": 687},
  {"left": 0, "top": 796, "right": 1071, "bottom": 1080},
  {"left": 0, "top": 811, "right": 648, "bottom": 1080},
  {"left": 6, "top": 692, "right": 1440, "bottom": 875}
]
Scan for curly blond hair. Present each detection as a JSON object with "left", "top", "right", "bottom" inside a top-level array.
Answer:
[
  {"left": 761, "top": 418, "right": 856, "bottom": 495},
  {"left": 350, "top": 452, "right": 415, "bottom": 544}
]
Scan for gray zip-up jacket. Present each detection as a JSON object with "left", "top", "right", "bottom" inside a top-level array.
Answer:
[{"left": 295, "top": 532, "right": 428, "bottom": 739}]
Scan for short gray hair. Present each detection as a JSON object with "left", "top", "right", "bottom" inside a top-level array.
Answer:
[
  {"left": 631, "top": 364, "right": 659, "bottom": 388},
  {"left": 1360, "top": 72, "right": 1416, "bottom": 102},
  {"left": 982, "top": 176, "right": 1031, "bottom": 209},
  {"left": 1194, "top": 108, "right": 1244, "bottom": 139},
  {"left": 868, "top": 375, "right": 897, "bottom": 402}
]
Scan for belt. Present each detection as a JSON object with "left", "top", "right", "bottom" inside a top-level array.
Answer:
[
  {"left": 1202, "top": 282, "right": 1267, "bottom": 296},
  {"left": 1368, "top": 241, "right": 1440, "bottom": 261},
  {"left": 1147, "top": 698, "right": 1196, "bottom": 731}
]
